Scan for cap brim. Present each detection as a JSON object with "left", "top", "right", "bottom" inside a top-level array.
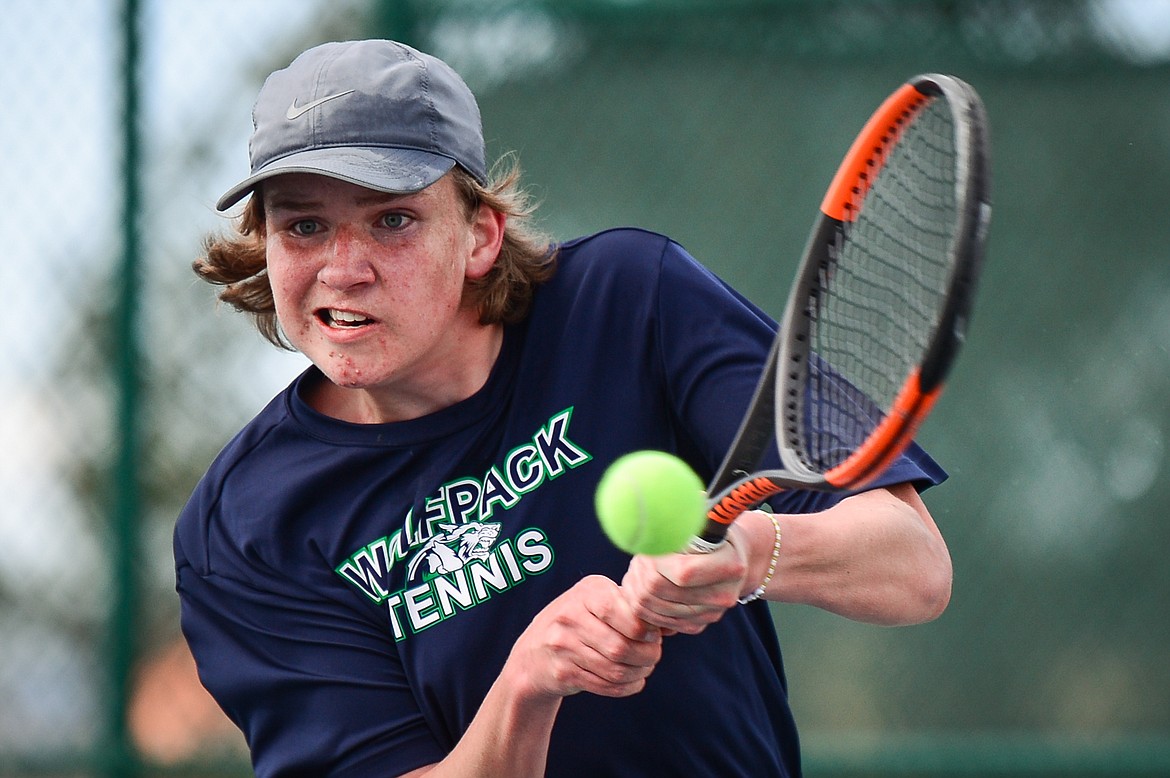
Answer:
[{"left": 216, "top": 146, "right": 457, "bottom": 211}]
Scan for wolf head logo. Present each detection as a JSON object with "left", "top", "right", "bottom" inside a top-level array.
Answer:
[{"left": 406, "top": 521, "right": 502, "bottom": 581}]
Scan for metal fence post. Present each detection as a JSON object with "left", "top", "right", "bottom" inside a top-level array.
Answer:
[{"left": 108, "top": 0, "right": 143, "bottom": 774}]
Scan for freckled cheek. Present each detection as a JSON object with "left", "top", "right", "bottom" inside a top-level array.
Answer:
[
  {"left": 268, "top": 277, "right": 296, "bottom": 324},
  {"left": 268, "top": 265, "right": 317, "bottom": 335}
]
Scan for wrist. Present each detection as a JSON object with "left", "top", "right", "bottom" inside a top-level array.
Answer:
[{"left": 738, "top": 511, "right": 782, "bottom": 605}]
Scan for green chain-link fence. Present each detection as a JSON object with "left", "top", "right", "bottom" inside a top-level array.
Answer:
[{"left": 3, "top": 1, "right": 1169, "bottom": 775}]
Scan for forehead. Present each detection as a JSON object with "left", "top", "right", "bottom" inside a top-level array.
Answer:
[{"left": 261, "top": 172, "right": 456, "bottom": 210}]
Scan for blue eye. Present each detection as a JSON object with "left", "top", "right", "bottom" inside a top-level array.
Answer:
[
  {"left": 291, "top": 219, "right": 320, "bottom": 236},
  {"left": 381, "top": 213, "right": 408, "bottom": 229}
]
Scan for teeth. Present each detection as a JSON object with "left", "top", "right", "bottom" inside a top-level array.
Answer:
[{"left": 329, "top": 309, "right": 371, "bottom": 325}]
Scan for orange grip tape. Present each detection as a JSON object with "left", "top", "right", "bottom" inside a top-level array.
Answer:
[{"left": 707, "top": 477, "right": 783, "bottom": 526}]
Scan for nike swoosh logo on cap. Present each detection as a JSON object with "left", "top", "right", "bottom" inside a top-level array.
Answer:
[{"left": 285, "top": 89, "right": 356, "bottom": 120}]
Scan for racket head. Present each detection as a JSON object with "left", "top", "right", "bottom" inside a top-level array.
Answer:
[
  {"left": 776, "top": 73, "right": 991, "bottom": 490},
  {"left": 700, "top": 73, "right": 990, "bottom": 544}
]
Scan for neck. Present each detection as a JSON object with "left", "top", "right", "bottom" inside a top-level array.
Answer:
[{"left": 306, "top": 322, "right": 505, "bottom": 424}]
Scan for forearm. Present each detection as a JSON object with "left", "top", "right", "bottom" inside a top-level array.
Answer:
[
  {"left": 402, "top": 665, "right": 561, "bottom": 778},
  {"left": 743, "top": 484, "right": 952, "bottom": 625},
  {"left": 404, "top": 575, "right": 660, "bottom": 777}
]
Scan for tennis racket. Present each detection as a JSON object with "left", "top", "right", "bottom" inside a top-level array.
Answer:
[{"left": 693, "top": 73, "right": 991, "bottom": 550}]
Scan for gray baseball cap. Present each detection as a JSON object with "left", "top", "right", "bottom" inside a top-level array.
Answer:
[{"left": 216, "top": 39, "right": 486, "bottom": 212}]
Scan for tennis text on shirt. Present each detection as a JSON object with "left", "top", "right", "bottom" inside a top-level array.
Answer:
[{"left": 334, "top": 407, "right": 591, "bottom": 641}]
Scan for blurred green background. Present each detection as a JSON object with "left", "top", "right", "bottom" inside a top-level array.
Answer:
[{"left": 2, "top": 0, "right": 1168, "bottom": 775}]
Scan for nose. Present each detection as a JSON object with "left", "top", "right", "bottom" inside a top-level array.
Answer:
[{"left": 317, "top": 227, "right": 376, "bottom": 290}]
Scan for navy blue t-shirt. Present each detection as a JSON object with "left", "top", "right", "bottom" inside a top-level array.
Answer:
[{"left": 175, "top": 228, "right": 945, "bottom": 777}]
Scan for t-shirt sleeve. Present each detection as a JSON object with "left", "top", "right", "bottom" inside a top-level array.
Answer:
[
  {"left": 651, "top": 238, "right": 946, "bottom": 515},
  {"left": 174, "top": 490, "right": 443, "bottom": 778}
]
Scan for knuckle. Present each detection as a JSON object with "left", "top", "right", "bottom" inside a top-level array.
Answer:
[{"left": 712, "top": 589, "right": 741, "bottom": 610}]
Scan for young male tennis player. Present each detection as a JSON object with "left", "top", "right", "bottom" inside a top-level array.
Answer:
[{"left": 175, "top": 39, "right": 952, "bottom": 777}]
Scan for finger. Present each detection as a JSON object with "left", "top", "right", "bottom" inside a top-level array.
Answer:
[
  {"left": 530, "top": 576, "right": 663, "bottom": 697},
  {"left": 580, "top": 574, "right": 663, "bottom": 643},
  {"left": 625, "top": 555, "right": 742, "bottom": 611},
  {"left": 620, "top": 557, "right": 742, "bottom": 633},
  {"left": 652, "top": 539, "right": 748, "bottom": 589},
  {"left": 624, "top": 597, "right": 723, "bottom": 635},
  {"left": 571, "top": 637, "right": 661, "bottom": 697}
]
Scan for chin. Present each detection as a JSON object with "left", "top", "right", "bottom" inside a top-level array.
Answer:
[
  {"left": 310, "top": 357, "right": 373, "bottom": 389},
  {"left": 326, "top": 370, "right": 378, "bottom": 390}
]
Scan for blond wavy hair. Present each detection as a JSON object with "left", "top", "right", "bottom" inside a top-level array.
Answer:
[{"left": 193, "top": 156, "right": 557, "bottom": 349}]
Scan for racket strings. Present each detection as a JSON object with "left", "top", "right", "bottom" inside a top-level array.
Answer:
[{"left": 803, "top": 97, "right": 959, "bottom": 472}]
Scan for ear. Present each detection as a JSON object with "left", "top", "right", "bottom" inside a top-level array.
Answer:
[{"left": 465, "top": 205, "right": 506, "bottom": 280}]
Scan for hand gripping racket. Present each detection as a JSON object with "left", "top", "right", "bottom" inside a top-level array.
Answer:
[{"left": 693, "top": 73, "right": 991, "bottom": 550}]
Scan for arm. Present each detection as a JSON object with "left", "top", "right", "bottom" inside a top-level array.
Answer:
[
  {"left": 400, "top": 575, "right": 662, "bottom": 778},
  {"left": 641, "top": 241, "right": 952, "bottom": 626},
  {"left": 623, "top": 484, "right": 952, "bottom": 631},
  {"left": 757, "top": 483, "right": 951, "bottom": 624},
  {"left": 181, "top": 554, "right": 659, "bottom": 778}
]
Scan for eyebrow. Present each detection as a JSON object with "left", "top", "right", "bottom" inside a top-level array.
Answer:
[{"left": 266, "top": 189, "right": 418, "bottom": 212}]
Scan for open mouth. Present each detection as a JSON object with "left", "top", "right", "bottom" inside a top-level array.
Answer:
[{"left": 319, "top": 309, "right": 374, "bottom": 328}]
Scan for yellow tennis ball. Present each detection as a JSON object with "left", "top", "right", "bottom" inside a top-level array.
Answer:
[{"left": 595, "top": 451, "right": 707, "bottom": 556}]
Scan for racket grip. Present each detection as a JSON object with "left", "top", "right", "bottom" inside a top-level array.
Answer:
[
  {"left": 697, "top": 475, "right": 784, "bottom": 550},
  {"left": 687, "top": 535, "right": 725, "bottom": 554}
]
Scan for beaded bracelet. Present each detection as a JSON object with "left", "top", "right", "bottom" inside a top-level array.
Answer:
[{"left": 738, "top": 512, "right": 782, "bottom": 605}]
